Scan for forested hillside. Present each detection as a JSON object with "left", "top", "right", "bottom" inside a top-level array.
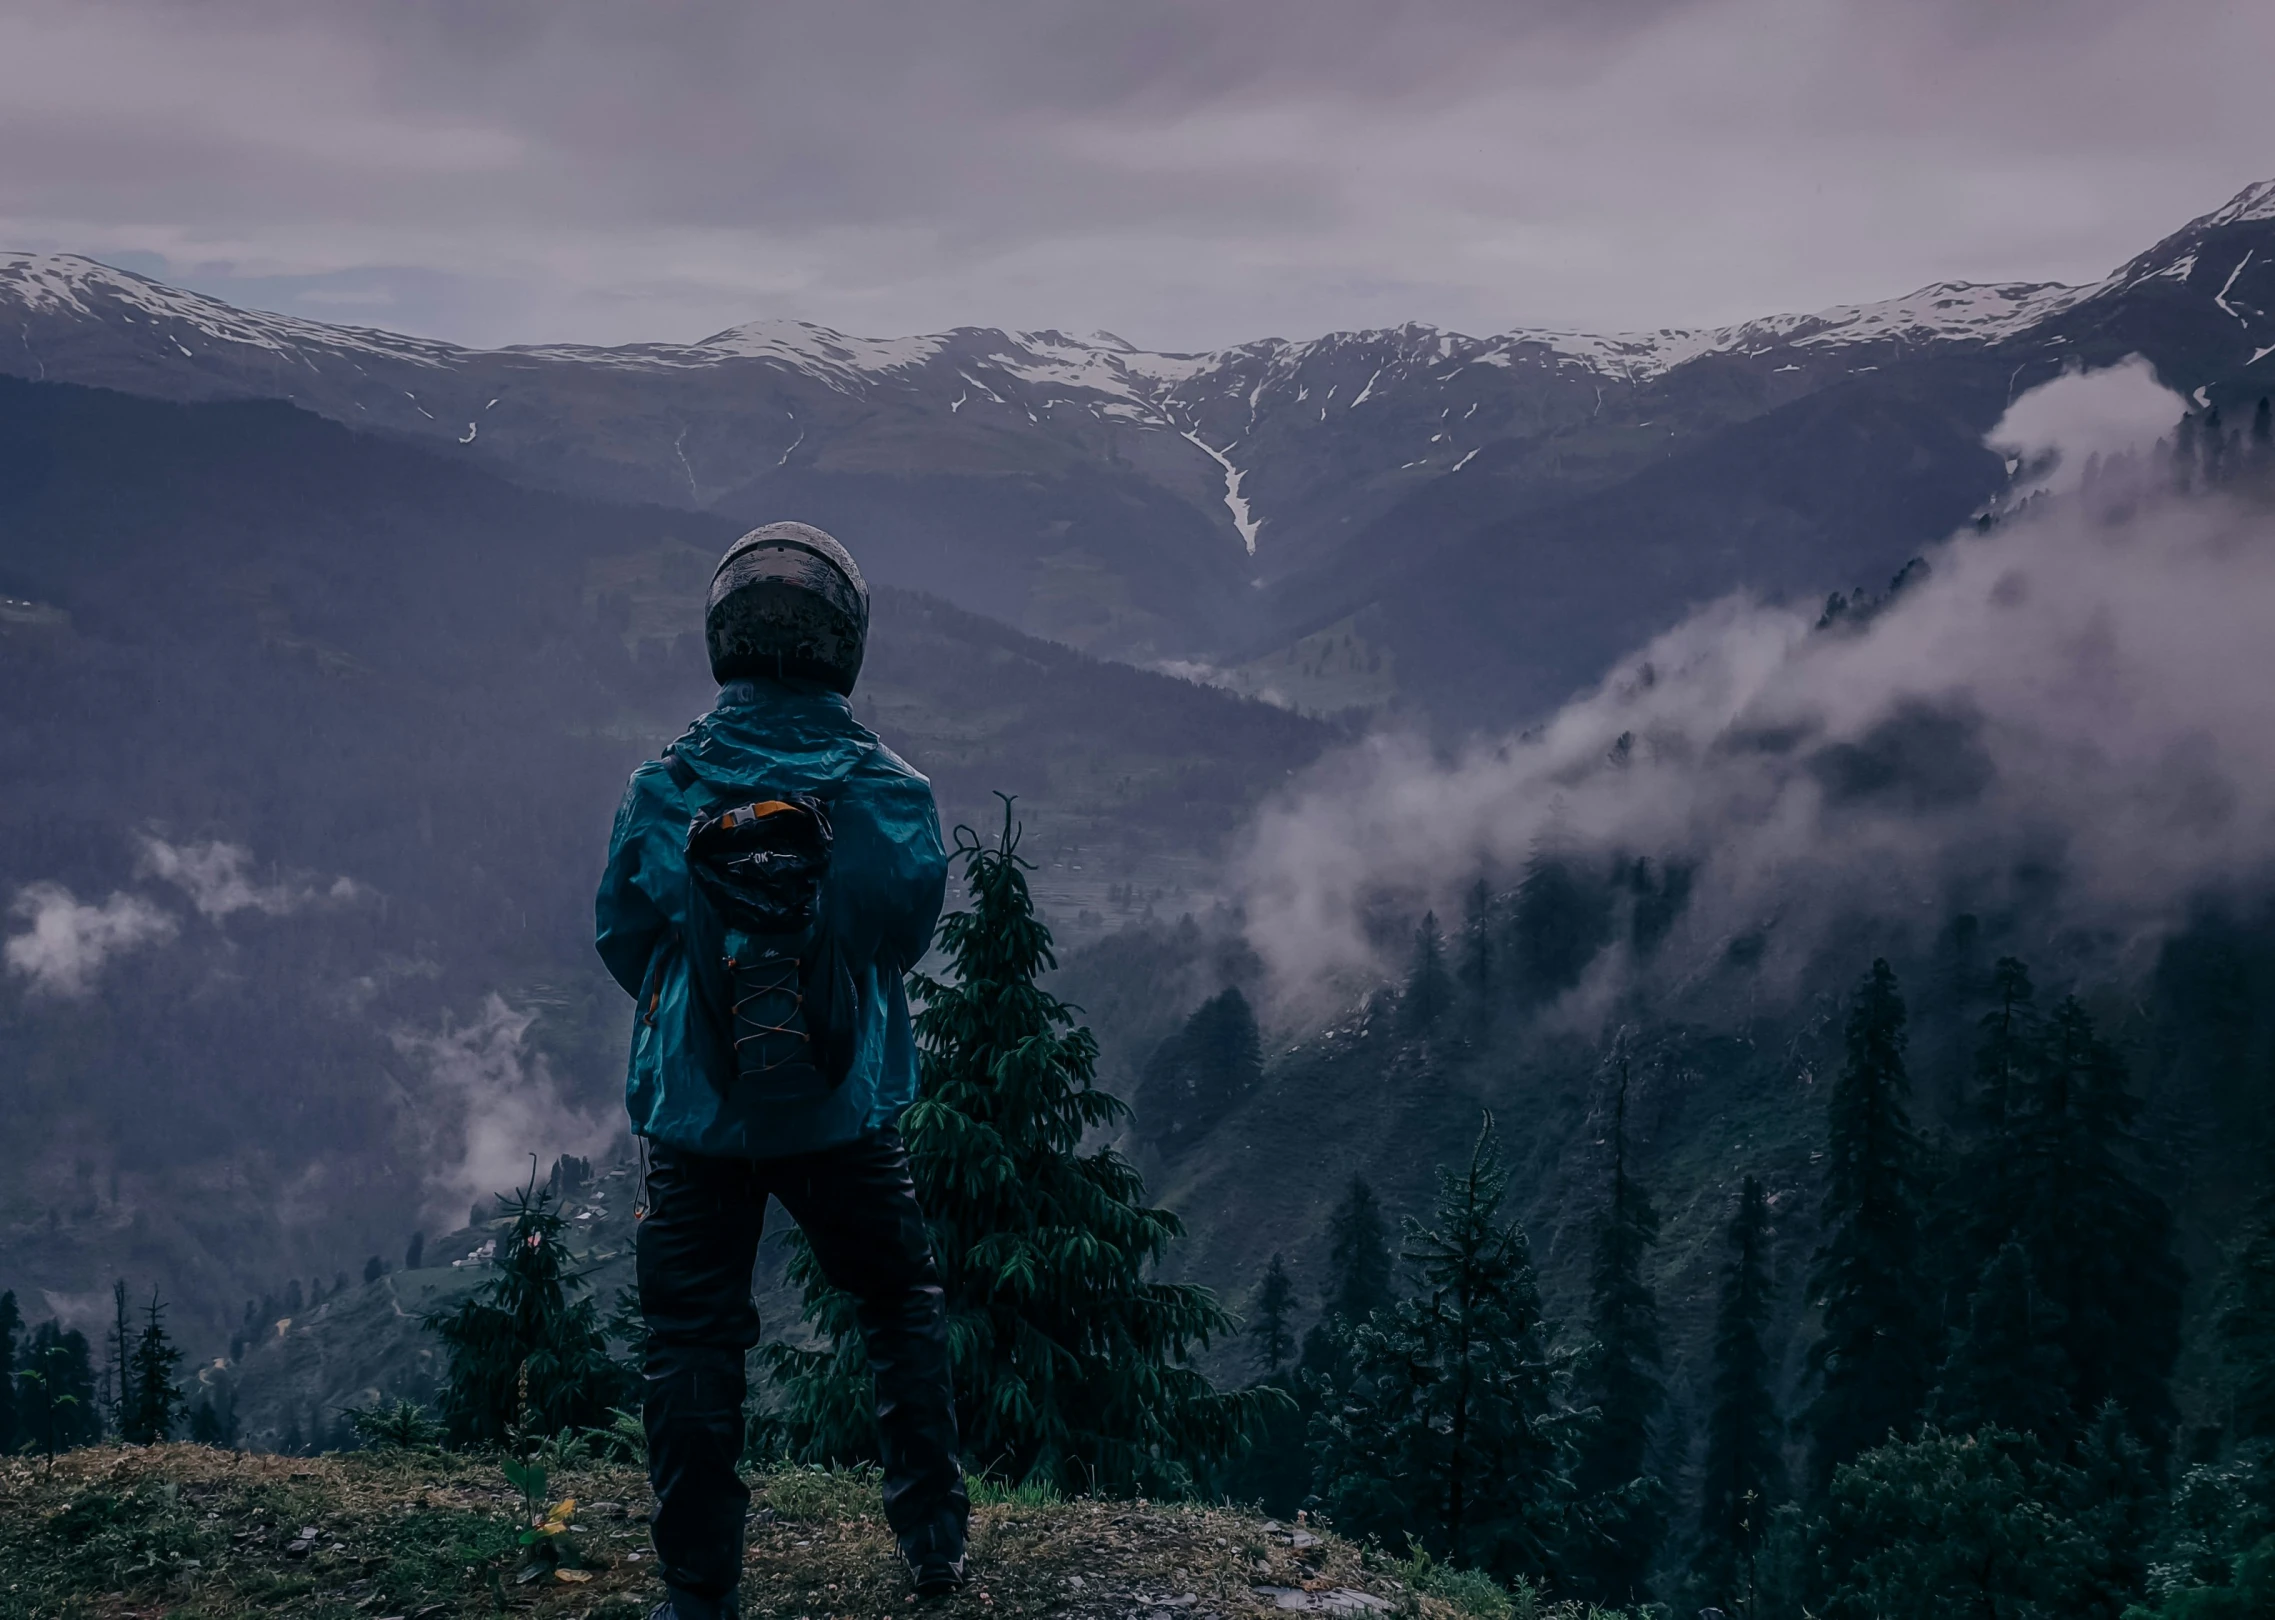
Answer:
[
  {"left": 1072, "top": 416, "right": 2275, "bottom": 1612},
  {"left": 0, "top": 373, "right": 1328, "bottom": 1355}
]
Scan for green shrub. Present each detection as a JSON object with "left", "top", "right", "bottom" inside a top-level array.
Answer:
[{"left": 344, "top": 1398, "right": 444, "bottom": 1451}]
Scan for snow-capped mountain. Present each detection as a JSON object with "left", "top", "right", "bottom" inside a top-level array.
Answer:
[
  {"left": 0, "top": 248, "right": 2106, "bottom": 528},
  {"left": 5, "top": 179, "right": 2274, "bottom": 718}
]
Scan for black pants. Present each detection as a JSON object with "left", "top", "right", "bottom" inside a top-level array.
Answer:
[{"left": 637, "top": 1130, "right": 966, "bottom": 1612}]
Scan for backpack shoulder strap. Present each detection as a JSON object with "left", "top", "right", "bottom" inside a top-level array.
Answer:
[{"left": 660, "top": 746, "right": 701, "bottom": 797}]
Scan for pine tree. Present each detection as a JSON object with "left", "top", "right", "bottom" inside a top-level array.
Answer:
[
  {"left": 1512, "top": 845, "right": 1611, "bottom": 1004},
  {"left": 1249, "top": 1254, "right": 1298, "bottom": 1380},
  {"left": 1968, "top": 959, "right": 2039, "bottom": 1229},
  {"left": 1934, "top": 1242, "right": 2074, "bottom": 1443},
  {"left": 1192, "top": 986, "right": 1264, "bottom": 1098},
  {"left": 1404, "top": 910, "right": 1453, "bottom": 1033},
  {"left": 768, "top": 801, "right": 1263, "bottom": 1493},
  {"left": 1807, "top": 959, "right": 1933, "bottom": 1493},
  {"left": 1249, "top": 1180, "right": 1399, "bottom": 1516},
  {"left": 107, "top": 1278, "right": 131, "bottom": 1437},
  {"left": 188, "top": 1386, "right": 238, "bottom": 1447},
  {"left": 1325, "top": 1177, "right": 1396, "bottom": 1325},
  {"left": 2220, "top": 1190, "right": 2275, "bottom": 1444},
  {"left": 2203, "top": 406, "right": 2230, "bottom": 485},
  {"left": 1694, "top": 1175, "right": 1786, "bottom": 1616},
  {"left": 1312, "top": 1116, "right": 1581, "bottom": 1585},
  {"left": 1224, "top": 1250, "right": 1314, "bottom": 1511},
  {"left": 0, "top": 1289, "right": 19, "bottom": 1455},
  {"left": 425, "top": 1172, "right": 629, "bottom": 1447},
  {"left": 1929, "top": 957, "right": 2039, "bottom": 1341},
  {"left": 2010, "top": 997, "right": 2184, "bottom": 1450},
  {"left": 1300, "top": 1177, "right": 1397, "bottom": 1379},
  {"left": 19, "top": 1321, "right": 100, "bottom": 1455},
  {"left": 2061, "top": 1401, "right": 2159, "bottom": 1616},
  {"left": 2174, "top": 409, "right": 2203, "bottom": 490},
  {"left": 1457, "top": 879, "right": 1495, "bottom": 1004},
  {"left": 121, "top": 1288, "right": 185, "bottom": 1444},
  {"left": 1571, "top": 1058, "right": 1667, "bottom": 1605},
  {"left": 1136, "top": 986, "right": 1263, "bottom": 1151}
]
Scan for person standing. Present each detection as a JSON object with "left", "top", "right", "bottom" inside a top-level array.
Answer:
[{"left": 596, "top": 523, "right": 966, "bottom": 1616}]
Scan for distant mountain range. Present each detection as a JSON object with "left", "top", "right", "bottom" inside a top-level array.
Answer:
[{"left": 9, "top": 180, "right": 2275, "bottom": 724}]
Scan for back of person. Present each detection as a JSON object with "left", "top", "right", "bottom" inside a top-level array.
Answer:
[
  {"left": 597, "top": 671, "right": 945, "bottom": 1159},
  {"left": 594, "top": 523, "right": 966, "bottom": 1620}
]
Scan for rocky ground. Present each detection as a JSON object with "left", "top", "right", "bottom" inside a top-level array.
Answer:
[{"left": 0, "top": 1446, "right": 1498, "bottom": 1620}]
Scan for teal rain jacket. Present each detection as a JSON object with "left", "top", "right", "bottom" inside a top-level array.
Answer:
[{"left": 595, "top": 678, "right": 947, "bottom": 1158}]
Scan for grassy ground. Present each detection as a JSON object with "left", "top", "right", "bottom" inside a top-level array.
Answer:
[{"left": 0, "top": 1446, "right": 1472, "bottom": 1620}]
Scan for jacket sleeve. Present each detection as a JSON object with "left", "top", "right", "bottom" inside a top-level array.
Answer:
[
  {"left": 594, "top": 767, "right": 677, "bottom": 998},
  {"left": 883, "top": 779, "right": 949, "bottom": 973}
]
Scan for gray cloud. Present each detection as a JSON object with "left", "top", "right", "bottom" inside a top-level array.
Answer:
[
  {"left": 1, "top": 0, "right": 2267, "bottom": 348},
  {"left": 4, "top": 882, "right": 178, "bottom": 997},
  {"left": 136, "top": 834, "right": 360, "bottom": 920},
  {"left": 1236, "top": 361, "right": 2270, "bottom": 1015},
  {"left": 3, "top": 836, "right": 364, "bottom": 998},
  {"left": 392, "top": 994, "right": 618, "bottom": 1222},
  {"left": 1987, "top": 353, "right": 2188, "bottom": 496}
]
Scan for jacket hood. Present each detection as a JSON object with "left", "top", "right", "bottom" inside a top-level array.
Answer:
[{"left": 668, "top": 678, "right": 878, "bottom": 797}]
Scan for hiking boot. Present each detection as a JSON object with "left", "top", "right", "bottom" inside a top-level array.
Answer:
[
  {"left": 651, "top": 1590, "right": 738, "bottom": 1620},
  {"left": 906, "top": 1547, "right": 968, "bottom": 1598}
]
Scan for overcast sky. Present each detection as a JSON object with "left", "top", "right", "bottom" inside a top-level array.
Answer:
[{"left": 3, "top": 0, "right": 2270, "bottom": 353}]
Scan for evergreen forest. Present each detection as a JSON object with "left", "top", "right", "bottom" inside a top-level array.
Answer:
[{"left": 13, "top": 881, "right": 2275, "bottom": 1617}]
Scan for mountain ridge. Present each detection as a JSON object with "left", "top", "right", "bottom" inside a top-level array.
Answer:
[
  {"left": 6, "top": 178, "right": 2274, "bottom": 721},
  {"left": 0, "top": 246, "right": 2134, "bottom": 390}
]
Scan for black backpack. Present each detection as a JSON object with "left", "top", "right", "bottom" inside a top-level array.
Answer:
[{"left": 664, "top": 749, "right": 859, "bottom": 1101}]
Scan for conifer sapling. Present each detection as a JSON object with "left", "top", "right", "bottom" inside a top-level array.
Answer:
[{"left": 768, "top": 798, "right": 1268, "bottom": 1493}]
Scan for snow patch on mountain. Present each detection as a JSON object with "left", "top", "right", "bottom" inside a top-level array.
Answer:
[
  {"left": 1777, "top": 280, "right": 2095, "bottom": 347},
  {"left": 690, "top": 319, "right": 950, "bottom": 375},
  {"left": 1179, "top": 431, "right": 1263, "bottom": 555},
  {"left": 0, "top": 253, "right": 459, "bottom": 369},
  {"left": 2205, "top": 179, "right": 2275, "bottom": 229},
  {"left": 2216, "top": 252, "right": 2258, "bottom": 325},
  {"left": 1474, "top": 278, "right": 2090, "bottom": 380}
]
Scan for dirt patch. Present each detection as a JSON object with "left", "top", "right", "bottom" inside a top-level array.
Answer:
[{"left": 0, "top": 1448, "right": 1453, "bottom": 1620}]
